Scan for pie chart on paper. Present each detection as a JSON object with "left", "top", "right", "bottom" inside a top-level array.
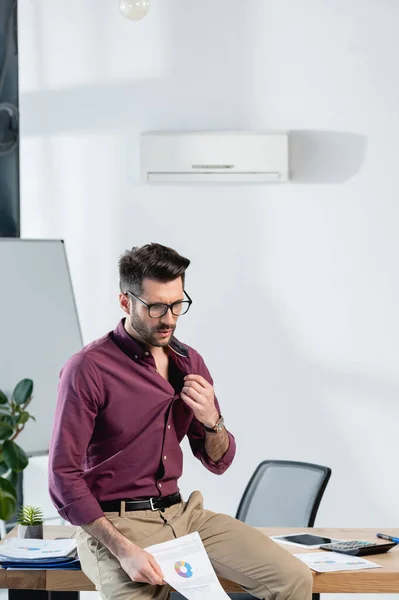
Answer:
[{"left": 174, "top": 560, "right": 193, "bottom": 578}]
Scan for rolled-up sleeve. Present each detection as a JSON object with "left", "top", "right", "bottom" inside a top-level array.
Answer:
[
  {"left": 48, "top": 354, "right": 105, "bottom": 526},
  {"left": 186, "top": 353, "right": 236, "bottom": 474}
]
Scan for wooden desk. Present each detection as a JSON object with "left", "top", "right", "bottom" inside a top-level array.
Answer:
[{"left": 1, "top": 526, "right": 399, "bottom": 599}]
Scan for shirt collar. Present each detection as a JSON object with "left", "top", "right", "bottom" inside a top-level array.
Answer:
[
  {"left": 113, "top": 319, "right": 189, "bottom": 360},
  {"left": 113, "top": 319, "right": 147, "bottom": 360}
]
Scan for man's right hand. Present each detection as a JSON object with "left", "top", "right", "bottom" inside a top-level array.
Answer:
[
  {"left": 119, "top": 545, "right": 165, "bottom": 586},
  {"left": 82, "top": 516, "right": 165, "bottom": 587}
]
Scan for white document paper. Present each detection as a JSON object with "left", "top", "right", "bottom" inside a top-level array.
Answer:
[
  {"left": 0, "top": 538, "right": 77, "bottom": 560},
  {"left": 145, "top": 532, "right": 231, "bottom": 600},
  {"left": 294, "top": 551, "right": 382, "bottom": 573}
]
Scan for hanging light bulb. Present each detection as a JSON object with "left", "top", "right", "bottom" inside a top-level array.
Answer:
[{"left": 119, "top": 0, "right": 150, "bottom": 21}]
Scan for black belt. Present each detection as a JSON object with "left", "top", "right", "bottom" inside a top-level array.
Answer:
[{"left": 100, "top": 492, "right": 181, "bottom": 513}]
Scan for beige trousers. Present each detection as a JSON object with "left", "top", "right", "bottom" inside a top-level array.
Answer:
[{"left": 76, "top": 491, "right": 313, "bottom": 600}]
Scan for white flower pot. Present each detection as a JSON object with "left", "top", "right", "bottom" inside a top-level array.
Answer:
[{"left": 18, "top": 524, "right": 43, "bottom": 539}]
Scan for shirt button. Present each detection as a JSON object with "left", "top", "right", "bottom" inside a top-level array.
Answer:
[
  {"left": 164, "top": 455, "right": 167, "bottom": 461},
  {"left": 134, "top": 354, "right": 138, "bottom": 359},
  {"left": 145, "top": 351, "right": 149, "bottom": 356},
  {"left": 167, "top": 425, "right": 171, "bottom": 430},
  {"left": 159, "top": 483, "right": 162, "bottom": 488}
]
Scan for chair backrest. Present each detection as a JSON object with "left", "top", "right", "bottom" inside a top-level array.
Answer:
[{"left": 235, "top": 460, "right": 331, "bottom": 527}]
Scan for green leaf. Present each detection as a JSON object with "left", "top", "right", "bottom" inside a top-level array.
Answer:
[
  {"left": 0, "top": 421, "right": 14, "bottom": 440},
  {"left": 0, "top": 414, "right": 18, "bottom": 427},
  {"left": 0, "top": 390, "right": 8, "bottom": 405},
  {"left": 0, "top": 476, "right": 17, "bottom": 520},
  {"left": 0, "top": 462, "right": 8, "bottom": 476},
  {"left": 2, "top": 441, "right": 29, "bottom": 472},
  {"left": 0, "top": 494, "right": 16, "bottom": 521},
  {"left": 17, "top": 505, "right": 43, "bottom": 526},
  {"left": 17, "top": 411, "right": 31, "bottom": 426},
  {"left": 0, "top": 475, "right": 17, "bottom": 500},
  {"left": 12, "top": 379, "right": 33, "bottom": 406}
]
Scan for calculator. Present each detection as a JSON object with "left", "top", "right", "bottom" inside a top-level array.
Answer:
[{"left": 320, "top": 540, "right": 397, "bottom": 556}]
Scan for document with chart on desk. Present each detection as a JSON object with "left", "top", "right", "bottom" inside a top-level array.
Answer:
[
  {"left": 295, "top": 552, "right": 382, "bottom": 573},
  {"left": 0, "top": 538, "right": 77, "bottom": 560},
  {"left": 145, "top": 532, "right": 230, "bottom": 600}
]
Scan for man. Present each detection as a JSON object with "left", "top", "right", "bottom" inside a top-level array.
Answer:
[{"left": 49, "top": 243, "right": 312, "bottom": 600}]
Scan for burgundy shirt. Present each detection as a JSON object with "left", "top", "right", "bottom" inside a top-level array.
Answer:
[{"left": 48, "top": 319, "right": 236, "bottom": 526}]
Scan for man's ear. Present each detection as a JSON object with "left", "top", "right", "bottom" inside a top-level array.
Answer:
[{"left": 119, "top": 293, "right": 130, "bottom": 315}]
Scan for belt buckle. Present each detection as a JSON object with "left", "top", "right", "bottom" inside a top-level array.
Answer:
[{"left": 149, "top": 497, "right": 157, "bottom": 511}]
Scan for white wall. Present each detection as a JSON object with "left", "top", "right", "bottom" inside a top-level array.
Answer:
[{"left": 18, "top": 1, "right": 399, "bottom": 598}]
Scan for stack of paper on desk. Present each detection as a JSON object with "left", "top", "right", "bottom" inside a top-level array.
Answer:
[{"left": 0, "top": 538, "right": 80, "bottom": 570}]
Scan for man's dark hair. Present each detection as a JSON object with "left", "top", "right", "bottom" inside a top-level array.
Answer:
[{"left": 119, "top": 243, "right": 190, "bottom": 294}]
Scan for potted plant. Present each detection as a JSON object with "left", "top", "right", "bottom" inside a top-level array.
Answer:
[
  {"left": 0, "top": 379, "right": 35, "bottom": 522},
  {"left": 17, "top": 505, "right": 44, "bottom": 539}
]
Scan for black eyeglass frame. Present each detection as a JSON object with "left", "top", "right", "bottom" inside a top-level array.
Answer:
[{"left": 126, "top": 290, "right": 193, "bottom": 318}]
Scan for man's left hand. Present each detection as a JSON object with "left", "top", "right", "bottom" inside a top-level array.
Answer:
[{"left": 181, "top": 374, "right": 219, "bottom": 428}]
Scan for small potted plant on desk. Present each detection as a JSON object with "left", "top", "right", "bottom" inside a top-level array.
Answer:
[{"left": 17, "top": 505, "right": 44, "bottom": 539}]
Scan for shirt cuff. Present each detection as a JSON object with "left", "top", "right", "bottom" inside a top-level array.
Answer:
[
  {"left": 202, "top": 430, "right": 236, "bottom": 474},
  {"left": 57, "top": 493, "right": 105, "bottom": 526}
]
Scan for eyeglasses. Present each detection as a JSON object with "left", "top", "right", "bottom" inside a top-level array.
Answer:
[{"left": 126, "top": 290, "right": 193, "bottom": 318}]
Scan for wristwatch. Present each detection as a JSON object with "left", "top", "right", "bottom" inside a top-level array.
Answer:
[{"left": 203, "top": 414, "right": 225, "bottom": 433}]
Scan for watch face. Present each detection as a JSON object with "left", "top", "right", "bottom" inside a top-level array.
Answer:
[
  {"left": 216, "top": 418, "right": 224, "bottom": 431},
  {"left": 203, "top": 415, "right": 224, "bottom": 432}
]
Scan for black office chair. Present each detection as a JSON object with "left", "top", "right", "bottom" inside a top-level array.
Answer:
[{"left": 229, "top": 460, "right": 332, "bottom": 600}]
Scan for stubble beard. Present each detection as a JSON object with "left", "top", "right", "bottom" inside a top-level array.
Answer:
[{"left": 129, "top": 308, "right": 175, "bottom": 347}]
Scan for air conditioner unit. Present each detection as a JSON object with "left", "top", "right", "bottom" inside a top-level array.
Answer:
[{"left": 140, "top": 131, "right": 289, "bottom": 183}]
